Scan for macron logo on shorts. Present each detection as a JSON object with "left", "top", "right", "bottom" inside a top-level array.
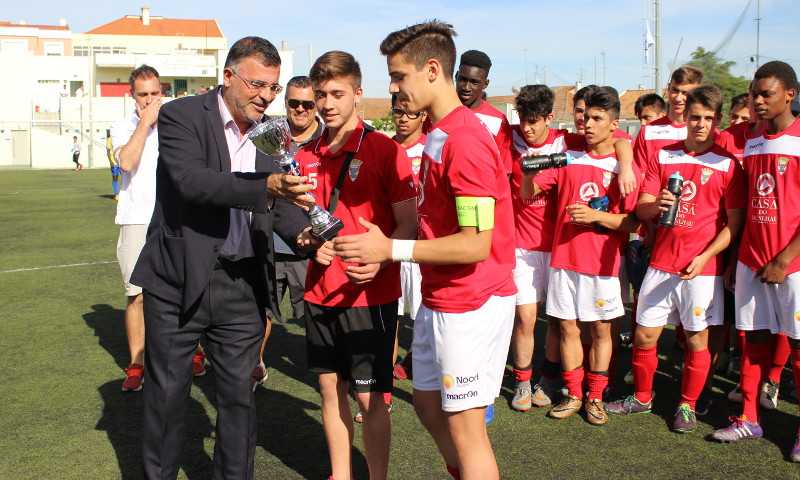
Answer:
[{"left": 354, "top": 378, "right": 377, "bottom": 385}]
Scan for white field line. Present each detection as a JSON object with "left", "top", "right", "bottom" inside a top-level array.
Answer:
[{"left": 0, "top": 260, "right": 115, "bottom": 274}]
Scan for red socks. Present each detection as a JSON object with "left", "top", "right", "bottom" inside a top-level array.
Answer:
[
  {"left": 513, "top": 364, "right": 533, "bottom": 383},
  {"left": 681, "top": 348, "right": 711, "bottom": 410},
  {"left": 563, "top": 366, "right": 584, "bottom": 399},
  {"left": 768, "top": 334, "right": 791, "bottom": 383},
  {"left": 632, "top": 345, "right": 658, "bottom": 403},
  {"left": 587, "top": 371, "right": 609, "bottom": 400},
  {"left": 741, "top": 341, "right": 770, "bottom": 421},
  {"left": 446, "top": 464, "right": 461, "bottom": 480}
]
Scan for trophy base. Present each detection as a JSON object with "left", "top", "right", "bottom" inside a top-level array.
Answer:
[{"left": 312, "top": 218, "right": 345, "bottom": 242}]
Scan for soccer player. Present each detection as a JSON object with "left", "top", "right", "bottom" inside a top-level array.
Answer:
[
  {"left": 390, "top": 93, "right": 426, "bottom": 385},
  {"left": 605, "top": 85, "right": 746, "bottom": 433},
  {"left": 455, "top": 49, "right": 513, "bottom": 174},
  {"left": 729, "top": 93, "right": 751, "bottom": 126},
  {"left": 711, "top": 62, "right": 800, "bottom": 462},
  {"left": 633, "top": 66, "right": 703, "bottom": 170},
  {"left": 521, "top": 89, "right": 641, "bottom": 426},
  {"left": 336, "top": 20, "right": 517, "bottom": 480},
  {"left": 508, "top": 85, "right": 566, "bottom": 411},
  {"left": 635, "top": 93, "right": 667, "bottom": 126},
  {"left": 295, "top": 51, "right": 417, "bottom": 480}
]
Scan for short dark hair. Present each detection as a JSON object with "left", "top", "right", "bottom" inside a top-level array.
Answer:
[
  {"left": 584, "top": 89, "right": 620, "bottom": 120},
  {"left": 309, "top": 51, "right": 362, "bottom": 91},
  {"left": 379, "top": 20, "right": 458, "bottom": 80},
  {"left": 670, "top": 65, "right": 703, "bottom": 85},
  {"left": 515, "top": 85, "right": 554, "bottom": 120},
  {"left": 730, "top": 93, "right": 749, "bottom": 112},
  {"left": 753, "top": 60, "right": 799, "bottom": 93},
  {"left": 573, "top": 84, "right": 599, "bottom": 107},
  {"left": 634, "top": 93, "right": 666, "bottom": 116},
  {"left": 459, "top": 49, "right": 492, "bottom": 72},
  {"left": 129, "top": 64, "right": 160, "bottom": 91},
  {"left": 685, "top": 84, "right": 725, "bottom": 116},
  {"left": 286, "top": 75, "right": 312, "bottom": 90},
  {"left": 224, "top": 36, "right": 281, "bottom": 70}
]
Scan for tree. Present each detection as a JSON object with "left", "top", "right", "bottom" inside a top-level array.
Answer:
[
  {"left": 370, "top": 110, "right": 395, "bottom": 132},
  {"left": 686, "top": 46, "right": 750, "bottom": 127}
]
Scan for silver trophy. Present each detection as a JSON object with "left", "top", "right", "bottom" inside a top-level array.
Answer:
[{"left": 248, "top": 117, "right": 344, "bottom": 241}]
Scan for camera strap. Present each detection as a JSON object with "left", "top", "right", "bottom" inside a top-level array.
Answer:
[{"left": 327, "top": 122, "right": 374, "bottom": 215}]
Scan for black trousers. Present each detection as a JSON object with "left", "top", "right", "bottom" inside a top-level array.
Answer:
[{"left": 141, "top": 258, "right": 266, "bottom": 480}]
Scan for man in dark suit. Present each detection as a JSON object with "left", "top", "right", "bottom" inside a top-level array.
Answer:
[{"left": 131, "top": 36, "right": 315, "bottom": 479}]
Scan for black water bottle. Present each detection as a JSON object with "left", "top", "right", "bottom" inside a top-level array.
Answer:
[
  {"left": 659, "top": 171, "right": 683, "bottom": 228},
  {"left": 520, "top": 152, "right": 573, "bottom": 173}
]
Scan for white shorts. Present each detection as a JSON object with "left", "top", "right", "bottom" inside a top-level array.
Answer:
[
  {"left": 514, "top": 248, "right": 551, "bottom": 305},
  {"left": 546, "top": 268, "right": 624, "bottom": 321},
  {"left": 636, "top": 268, "right": 723, "bottom": 332},
  {"left": 412, "top": 295, "right": 515, "bottom": 412},
  {"left": 116, "top": 224, "right": 148, "bottom": 296},
  {"left": 398, "top": 261, "right": 422, "bottom": 320},
  {"left": 735, "top": 261, "right": 800, "bottom": 339}
]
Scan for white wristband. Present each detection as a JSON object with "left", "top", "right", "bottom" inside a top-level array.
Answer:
[{"left": 391, "top": 239, "right": 416, "bottom": 263}]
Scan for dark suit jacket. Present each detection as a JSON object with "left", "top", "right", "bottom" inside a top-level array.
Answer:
[{"left": 131, "top": 86, "right": 310, "bottom": 318}]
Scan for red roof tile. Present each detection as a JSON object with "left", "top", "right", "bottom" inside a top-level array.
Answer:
[{"left": 86, "top": 17, "right": 223, "bottom": 37}]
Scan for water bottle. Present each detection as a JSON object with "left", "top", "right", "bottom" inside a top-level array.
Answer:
[
  {"left": 520, "top": 152, "right": 573, "bottom": 173},
  {"left": 659, "top": 171, "right": 683, "bottom": 228},
  {"left": 588, "top": 196, "right": 610, "bottom": 233}
]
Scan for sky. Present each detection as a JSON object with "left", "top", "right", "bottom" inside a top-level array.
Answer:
[{"left": 6, "top": 0, "right": 800, "bottom": 98}]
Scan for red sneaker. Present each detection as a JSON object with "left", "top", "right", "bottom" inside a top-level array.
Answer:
[
  {"left": 193, "top": 347, "right": 206, "bottom": 377},
  {"left": 393, "top": 351, "right": 413, "bottom": 380},
  {"left": 122, "top": 363, "right": 144, "bottom": 392}
]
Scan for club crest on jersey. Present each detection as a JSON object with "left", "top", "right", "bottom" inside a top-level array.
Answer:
[
  {"left": 579, "top": 182, "right": 600, "bottom": 202},
  {"left": 349, "top": 159, "right": 363, "bottom": 182},
  {"left": 700, "top": 168, "right": 713, "bottom": 185},
  {"left": 778, "top": 157, "right": 790, "bottom": 175},
  {"left": 602, "top": 171, "right": 614, "bottom": 188},
  {"left": 756, "top": 173, "right": 775, "bottom": 196},
  {"left": 412, "top": 157, "right": 421, "bottom": 175}
]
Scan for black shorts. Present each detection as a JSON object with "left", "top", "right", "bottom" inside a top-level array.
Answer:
[{"left": 305, "top": 300, "right": 398, "bottom": 393}]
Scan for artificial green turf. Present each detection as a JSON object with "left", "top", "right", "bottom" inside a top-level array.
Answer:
[{"left": 1, "top": 169, "right": 798, "bottom": 479}]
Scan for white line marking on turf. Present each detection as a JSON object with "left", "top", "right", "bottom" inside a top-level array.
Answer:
[{"left": 0, "top": 260, "right": 115, "bottom": 274}]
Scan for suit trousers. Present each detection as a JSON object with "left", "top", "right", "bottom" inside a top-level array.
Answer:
[{"left": 141, "top": 258, "right": 266, "bottom": 480}]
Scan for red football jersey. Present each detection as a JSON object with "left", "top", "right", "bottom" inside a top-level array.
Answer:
[
  {"left": 297, "top": 120, "right": 416, "bottom": 307},
  {"left": 397, "top": 134, "right": 426, "bottom": 186},
  {"left": 474, "top": 100, "right": 514, "bottom": 175},
  {"left": 642, "top": 142, "right": 747, "bottom": 275},
  {"left": 511, "top": 127, "right": 572, "bottom": 251},
  {"left": 614, "top": 128, "right": 635, "bottom": 143},
  {"left": 634, "top": 116, "right": 687, "bottom": 170},
  {"left": 738, "top": 118, "right": 800, "bottom": 275},
  {"left": 418, "top": 106, "right": 516, "bottom": 313},
  {"left": 534, "top": 148, "right": 640, "bottom": 276}
]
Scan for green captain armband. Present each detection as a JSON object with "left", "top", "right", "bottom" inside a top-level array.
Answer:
[{"left": 455, "top": 197, "right": 495, "bottom": 231}]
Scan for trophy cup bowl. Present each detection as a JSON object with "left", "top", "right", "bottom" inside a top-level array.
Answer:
[{"left": 248, "top": 117, "right": 344, "bottom": 241}]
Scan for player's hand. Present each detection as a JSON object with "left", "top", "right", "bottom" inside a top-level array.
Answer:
[
  {"left": 267, "top": 173, "right": 314, "bottom": 207},
  {"left": 138, "top": 98, "right": 163, "bottom": 127},
  {"left": 655, "top": 189, "right": 675, "bottom": 212},
  {"left": 755, "top": 256, "right": 789, "bottom": 285},
  {"left": 296, "top": 227, "right": 322, "bottom": 252},
  {"left": 617, "top": 169, "right": 637, "bottom": 198},
  {"left": 566, "top": 204, "right": 598, "bottom": 225},
  {"left": 680, "top": 254, "right": 710, "bottom": 280},
  {"left": 314, "top": 241, "right": 336, "bottom": 266},
  {"left": 723, "top": 261, "right": 736, "bottom": 293},
  {"left": 344, "top": 262, "right": 381, "bottom": 285},
  {"left": 333, "top": 217, "right": 392, "bottom": 264}
]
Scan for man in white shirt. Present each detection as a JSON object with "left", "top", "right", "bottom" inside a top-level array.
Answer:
[{"left": 110, "top": 64, "right": 163, "bottom": 392}]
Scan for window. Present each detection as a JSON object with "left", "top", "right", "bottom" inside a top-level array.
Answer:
[
  {"left": 44, "top": 42, "right": 64, "bottom": 56},
  {"left": 1, "top": 39, "right": 28, "bottom": 54}
]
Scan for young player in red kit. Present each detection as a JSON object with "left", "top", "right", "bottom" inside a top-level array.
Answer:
[
  {"left": 335, "top": 20, "right": 517, "bottom": 480},
  {"left": 521, "top": 89, "right": 641, "bottom": 426},
  {"left": 605, "top": 85, "right": 747, "bottom": 433},
  {"left": 712, "top": 61, "right": 800, "bottom": 463},
  {"left": 455, "top": 50, "right": 514, "bottom": 174},
  {"left": 716, "top": 92, "right": 793, "bottom": 409},
  {"left": 635, "top": 93, "right": 667, "bottom": 126},
  {"left": 295, "top": 51, "right": 417, "bottom": 480}
]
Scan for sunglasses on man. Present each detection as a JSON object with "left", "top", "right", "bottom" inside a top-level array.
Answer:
[{"left": 287, "top": 99, "right": 316, "bottom": 110}]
